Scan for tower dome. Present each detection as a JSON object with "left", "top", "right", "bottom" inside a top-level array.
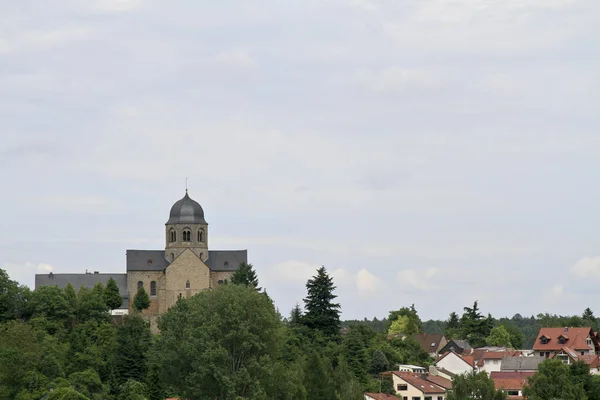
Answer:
[{"left": 166, "top": 191, "right": 207, "bottom": 224}]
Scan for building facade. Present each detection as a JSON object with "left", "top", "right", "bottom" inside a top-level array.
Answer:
[{"left": 35, "top": 190, "right": 247, "bottom": 318}]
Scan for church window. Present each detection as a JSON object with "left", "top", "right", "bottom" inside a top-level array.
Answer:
[
  {"left": 169, "top": 230, "right": 176, "bottom": 243},
  {"left": 183, "top": 229, "right": 191, "bottom": 242},
  {"left": 137, "top": 281, "right": 143, "bottom": 290},
  {"left": 198, "top": 229, "right": 205, "bottom": 242},
  {"left": 186, "top": 280, "right": 190, "bottom": 289},
  {"left": 150, "top": 281, "right": 156, "bottom": 296}
]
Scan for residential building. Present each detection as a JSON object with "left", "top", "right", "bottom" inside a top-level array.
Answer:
[
  {"left": 438, "top": 339, "right": 472, "bottom": 355},
  {"left": 476, "top": 351, "right": 522, "bottom": 373},
  {"left": 436, "top": 351, "right": 474, "bottom": 376},
  {"left": 391, "top": 371, "right": 447, "bottom": 400},
  {"left": 398, "top": 365, "right": 427, "bottom": 373},
  {"left": 533, "top": 327, "right": 600, "bottom": 359},
  {"left": 414, "top": 333, "right": 448, "bottom": 357},
  {"left": 490, "top": 371, "right": 535, "bottom": 399},
  {"left": 501, "top": 356, "right": 545, "bottom": 372}
]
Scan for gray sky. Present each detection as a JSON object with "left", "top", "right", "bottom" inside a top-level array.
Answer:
[{"left": 2, "top": 0, "right": 600, "bottom": 321}]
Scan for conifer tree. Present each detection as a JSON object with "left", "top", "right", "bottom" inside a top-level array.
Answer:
[
  {"left": 133, "top": 287, "right": 150, "bottom": 312},
  {"left": 289, "top": 304, "right": 303, "bottom": 328},
  {"left": 302, "top": 266, "right": 341, "bottom": 339},
  {"left": 230, "top": 262, "right": 260, "bottom": 290},
  {"left": 104, "top": 278, "right": 123, "bottom": 310}
]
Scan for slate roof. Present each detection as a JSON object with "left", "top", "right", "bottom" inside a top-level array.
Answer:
[
  {"left": 167, "top": 191, "right": 207, "bottom": 224},
  {"left": 126, "top": 249, "right": 247, "bottom": 272},
  {"left": 35, "top": 273, "right": 128, "bottom": 308},
  {"left": 413, "top": 333, "right": 446, "bottom": 353},
  {"left": 127, "top": 250, "right": 169, "bottom": 271},
  {"left": 501, "top": 356, "right": 545, "bottom": 371}
]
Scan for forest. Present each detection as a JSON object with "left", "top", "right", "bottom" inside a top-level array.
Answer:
[{"left": 1, "top": 264, "right": 600, "bottom": 400}]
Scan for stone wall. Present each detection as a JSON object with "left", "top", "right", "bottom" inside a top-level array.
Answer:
[
  {"left": 127, "top": 270, "right": 164, "bottom": 315},
  {"left": 162, "top": 248, "right": 210, "bottom": 312}
]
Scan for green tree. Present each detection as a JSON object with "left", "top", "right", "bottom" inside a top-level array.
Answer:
[
  {"left": 388, "top": 315, "right": 415, "bottom": 336},
  {"left": 582, "top": 308, "right": 599, "bottom": 332},
  {"left": 118, "top": 379, "right": 147, "bottom": 400},
  {"left": 154, "top": 284, "right": 290, "bottom": 399},
  {"left": 370, "top": 349, "right": 389, "bottom": 374},
  {"left": 342, "top": 325, "right": 375, "bottom": 384},
  {"left": 302, "top": 266, "right": 341, "bottom": 340},
  {"left": 0, "top": 268, "right": 30, "bottom": 322},
  {"left": 446, "top": 371, "right": 507, "bottom": 400},
  {"left": 385, "top": 307, "right": 422, "bottom": 334},
  {"left": 230, "top": 262, "right": 260, "bottom": 290},
  {"left": 289, "top": 303, "right": 303, "bottom": 328},
  {"left": 132, "top": 287, "right": 150, "bottom": 312},
  {"left": 304, "top": 351, "right": 336, "bottom": 400},
  {"left": 523, "top": 359, "right": 587, "bottom": 400},
  {"left": 486, "top": 325, "right": 513, "bottom": 348},
  {"left": 460, "top": 301, "right": 494, "bottom": 348},
  {"left": 47, "top": 387, "right": 91, "bottom": 400},
  {"left": 115, "top": 314, "right": 152, "bottom": 385},
  {"left": 76, "top": 286, "right": 109, "bottom": 324},
  {"left": 104, "top": 278, "right": 123, "bottom": 310},
  {"left": 444, "top": 311, "right": 460, "bottom": 339}
]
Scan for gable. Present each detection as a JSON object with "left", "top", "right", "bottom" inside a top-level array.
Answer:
[{"left": 165, "top": 248, "right": 210, "bottom": 290}]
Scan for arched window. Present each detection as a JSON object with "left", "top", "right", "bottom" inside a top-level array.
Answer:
[
  {"left": 186, "top": 280, "right": 190, "bottom": 289},
  {"left": 198, "top": 229, "right": 205, "bottom": 242},
  {"left": 183, "top": 229, "right": 191, "bottom": 242},
  {"left": 150, "top": 281, "right": 157, "bottom": 296},
  {"left": 169, "top": 230, "right": 176, "bottom": 242},
  {"left": 137, "top": 281, "right": 143, "bottom": 290}
]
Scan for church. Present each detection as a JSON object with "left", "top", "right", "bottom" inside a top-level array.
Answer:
[{"left": 35, "top": 190, "right": 248, "bottom": 317}]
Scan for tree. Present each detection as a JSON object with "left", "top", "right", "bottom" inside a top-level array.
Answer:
[
  {"left": 230, "top": 262, "right": 260, "bottom": 290},
  {"left": 460, "top": 301, "right": 494, "bottom": 348},
  {"left": 370, "top": 349, "right": 389, "bottom": 374},
  {"left": 0, "top": 268, "right": 30, "bottom": 322},
  {"left": 388, "top": 315, "right": 415, "bottom": 337},
  {"left": 385, "top": 307, "right": 422, "bottom": 334},
  {"left": 154, "top": 284, "right": 290, "bottom": 399},
  {"left": 446, "top": 371, "right": 507, "bottom": 400},
  {"left": 132, "top": 287, "right": 150, "bottom": 312},
  {"left": 118, "top": 379, "right": 148, "bottom": 400},
  {"left": 582, "top": 308, "right": 599, "bottom": 332},
  {"left": 76, "top": 286, "right": 109, "bottom": 324},
  {"left": 444, "top": 311, "right": 460, "bottom": 339},
  {"left": 304, "top": 351, "right": 336, "bottom": 400},
  {"left": 486, "top": 325, "right": 513, "bottom": 348},
  {"left": 523, "top": 359, "right": 587, "bottom": 400},
  {"left": 104, "top": 278, "right": 123, "bottom": 310},
  {"left": 289, "top": 303, "right": 303, "bottom": 328},
  {"left": 302, "top": 266, "right": 341, "bottom": 340},
  {"left": 115, "top": 314, "right": 152, "bottom": 385},
  {"left": 47, "top": 387, "right": 91, "bottom": 400}
]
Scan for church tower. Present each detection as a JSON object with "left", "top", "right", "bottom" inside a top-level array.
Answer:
[{"left": 165, "top": 190, "right": 208, "bottom": 262}]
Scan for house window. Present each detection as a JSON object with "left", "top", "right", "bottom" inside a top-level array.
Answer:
[
  {"left": 425, "top": 397, "right": 432, "bottom": 400},
  {"left": 218, "top": 280, "right": 224, "bottom": 285},
  {"left": 198, "top": 229, "right": 204, "bottom": 242},
  {"left": 540, "top": 337, "right": 548, "bottom": 344},
  {"left": 186, "top": 280, "right": 190, "bottom": 289},
  {"left": 137, "top": 281, "right": 143, "bottom": 290},
  {"left": 540, "top": 352, "right": 545, "bottom": 357},
  {"left": 438, "top": 397, "right": 443, "bottom": 400},
  {"left": 150, "top": 281, "right": 156, "bottom": 296},
  {"left": 507, "top": 390, "right": 519, "bottom": 396},
  {"left": 587, "top": 338, "right": 593, "bottom": 346},
  {"left": 412, "top": 397, "right": 421, "bottom": 400},
  {"left": 397, "top": 384, "right": 408, "bottom": 391},
  {"left": 581, "top": 351, "right": 585, "bottom": 356},
  {"left": 183, "top": 229, "right": 191, "bottom": 242}
]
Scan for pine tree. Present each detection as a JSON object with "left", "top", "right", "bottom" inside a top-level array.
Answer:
[
  {"left": 302, "top": 266, "right": 341, "bottom": 339},
  {"left": 133, "top": 287, "right": 150, "bottom": 312},
  {"left": 230, "top": 262, "right": 260, "bottom": 290},
  {"left": 582, "top": 308, "right": 599, "bottom": 332},
  {"left": 289, "top": 303, "right": 303, "bottom": 327},
  {"left": 115, "top": 314, "right": 152, "bottom": 384},
  {"left": 104, "top": 278, "right": 123, "bottom": 310}
]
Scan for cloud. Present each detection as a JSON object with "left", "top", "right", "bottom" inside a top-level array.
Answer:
[
  {"left": 82, "top": 0, "right": 143, "bottom": 14},
  {"left": 270, "top": 260, "right": 322, "bottom": 283},
  {"left": 397, "top": 268, "right": 439, "bottom": 292},
  {"left": 572, "top": 257, "right": 600, "bottom": 279},
  {"left": 341, "top": 67, "right": 440, "bottom": 93},
  {"left": 551, "top": 284, "right": 564, "bottom": 296},
  {"left": 0, "top": 26, "right": 92, "bottom": 55},
  {"left": 355, "top": 268, "right": 381, "bottom": 294},
  {"left": 203, "top": 49, "right": 258, "bottom": 70},
  {"left": 3, "top": 262, "right": 55, "bottom": 288},
  {"left": 35, "top": 195, "right": 117, "bottom": 214}
]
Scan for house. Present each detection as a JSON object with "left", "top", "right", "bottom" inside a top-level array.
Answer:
[
  {"left": 391, "top": 371, "right": 447, "bottom": 400},
  {"left": 364, "top": 393, "right": 397, "bottom": 400},
  {"left": 477, "top": 351, "right": 522, "bottom": 373},
  {"left": 490, "top": 371, "right": 535, "bottom": 399},
  {"left": 438, "top": 339, "right": 472, "bottom": 355},
  {"left": 398, "top": 364, "right": 427, "bottom": 373},
  {"left": 549, "top": 347, "right": 600, "bottom": 373},
  {"left": 414, "top": 333, "right": 448, "bottom": 357},
  {"left": 429, "top": 365, "right": 456, "bottom": 381},
  {"left": 501, "top": 356, "right": 545, "bottom": 372},
  {"left": 436, "top": 351, "right": 474, "bottom": 376},
  {"left": 533, "top": 327, "right": 600, "bottom": 359}
]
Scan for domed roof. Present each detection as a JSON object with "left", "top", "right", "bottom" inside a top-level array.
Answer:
[{"left": 166, "top": 191, "right": 207, "bottom": 224}]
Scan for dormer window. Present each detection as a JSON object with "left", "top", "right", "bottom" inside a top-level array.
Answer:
[
  {"left": 559, "top": 337, "right": 566, "bottom": 345},
  {"left": 147, "top": 259, "right": 153, "bottom": 266},
  {"left": 224, "top": 261, "right": 229, "bottom": 268},
  {"left": 540, "top": 336, "right": 549, "bottom": 345}
]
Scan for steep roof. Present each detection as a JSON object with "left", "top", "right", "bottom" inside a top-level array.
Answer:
[
  {"left": 532, "top": 327, "right": 595, "bottom": 351},
  {"left": 391, "top": 372, "right": 446, "bottom": 394},
  {"left": 426, "top": 375, "right": 453, "bottom": 389},
  {"left": 438, "top": 350, "right": 475, "bottom": 368},
  {"left": 35, "top": 272, "right": 128, "bottom": 295},
  {"left": 413, "top": 333, "right": 446, "bottom": 353},
  {"left": 126, "top": 249, "right": 248, "bottom": 272}
]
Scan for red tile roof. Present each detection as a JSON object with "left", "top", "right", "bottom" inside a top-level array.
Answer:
[
  {"left": 533, "top": 327, "right": 596, "bottom": 351},
  {"left": 413, "top": 333, "right": 446, "bottom": 353},
  {"left": 364, "top": 393, "right": 398, "bottom": 400},
  {"left": 392, "top": 372, "right": 446, "bottom": 394},
  {"left": 491, "top": 371, "right": 534, "bottom": 392}
]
